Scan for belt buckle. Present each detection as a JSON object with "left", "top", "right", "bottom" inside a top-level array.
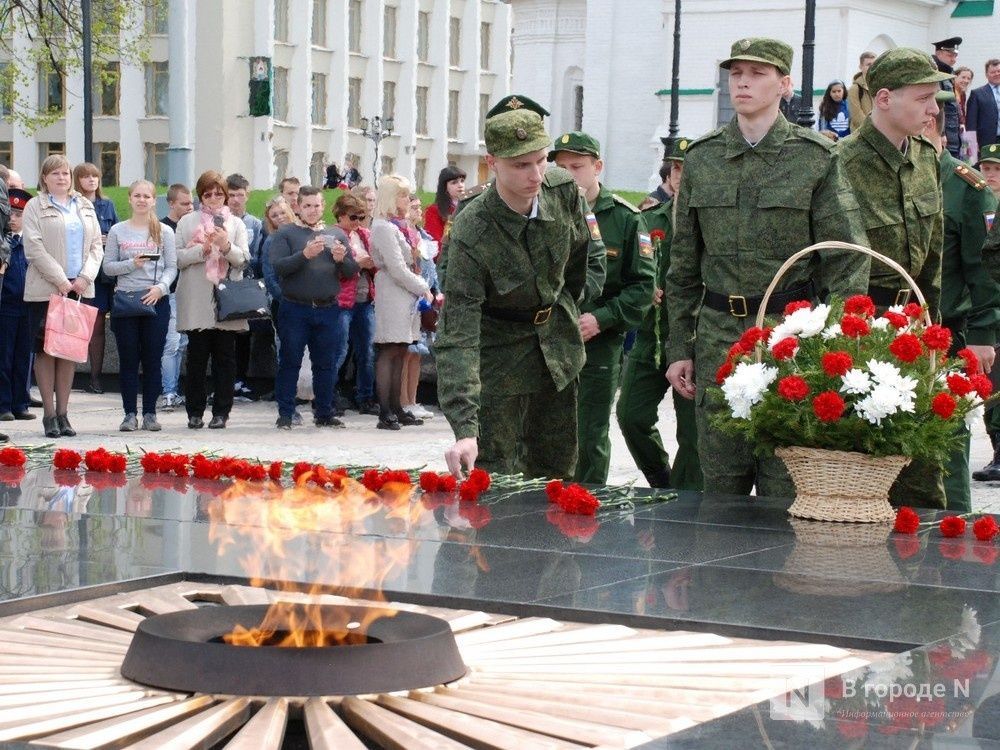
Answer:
[
  {"left": 894, "top": 289, "right": 911, "bottom": 307},
  {"left": 728, "top": 295, "right": 748, "bottom": 318},
  {"left": 533, "top": 307, "right": 552, "bottom": 325}
]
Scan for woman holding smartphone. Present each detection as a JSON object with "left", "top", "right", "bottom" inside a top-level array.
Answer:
[
  {"left": 102, "top": 180, "right": 177, "bottom": 432},
  {"left": 174, "top": 171, "right": 250, "bottom": 429}
]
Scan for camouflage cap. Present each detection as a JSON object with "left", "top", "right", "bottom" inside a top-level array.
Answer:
[
  {"left": 485, "top": 94, "right": 550, "bottom": 121},
  {"left": 547, "top": 131, "right": 601, "bottom": 161},
  {"left": 665, "top": 136, "right": 693, "bottom": 162},
  {"left": 866, "top": 48, "right": 953, "bottom": 93},
  {"left": 980, "top": 143, "right": 1000, "bottom": 165},
  {"left": 484, "top": 109, "right": 551, "bottom": 159},
  {"left": 720, "top": 38, "right": 793, "bottom": 76}
]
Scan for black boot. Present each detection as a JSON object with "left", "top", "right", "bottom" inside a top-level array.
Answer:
[
  {"left": 972, "top": 433, "right": 1000, "bottom": 481},
  {"left": 645, "top": 467, "right": 672, "bottom": 489}
]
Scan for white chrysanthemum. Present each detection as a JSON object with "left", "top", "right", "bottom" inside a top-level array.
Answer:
[
  {"left": 870, "top": 317, "right": 890, "bottom": 331},
  {"left": 821, "top": 323, "right": 842, "bottom": 340},
  {"left": 855, "top": 382, "right": 916, "bottom": 424},
  {"left": 965, "top": 394, "right": 985, "bottom": 430},
  {"left": 840, "top": 369, "right": 872, "bottom": 395},
  {"left": 887, "top": 304, "right": 905, "bottom": 315},
  {"left": 721, "top": 361, "right": 779, "bottom": 419},
  {"left": 867, "top": 359, "right": 909, "bottom": 389},
  {"left": 767, "top": 321, "right": 796, "bottom": 349},
  {"left": 777, "top": 303, "right": 831, "bottom": 340}
]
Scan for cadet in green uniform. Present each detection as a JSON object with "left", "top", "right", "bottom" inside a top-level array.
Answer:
[
  {"left": 973, "top": 147, "right": 1000, "bottom": 481},
  {"left": 616, "top": 138, "right": 702, "bottom": 490},
  {"left": 664, "top": 37, "right": 870, "bottom": 498},
  {"left": 838, "top": 48, "right": 953, "bottom": 508},
  {"left": 437, "top": 108, "right": 604, "bottom": 479},
  {"left": 549, "top": 132, "right": 657, "bottom": 485}
]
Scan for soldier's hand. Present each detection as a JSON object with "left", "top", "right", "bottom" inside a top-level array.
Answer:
[
  {"left": 445, "top": 438, "right": 479, "bottom": 479},
  {"left": 967, "top": 344, "right": 996, "bottom": 374},
  {"left": 578, "top": 313, "right": 600, "bottom": 342},
  {"left": 667, "top": 360, "right": 696, "bottom": 400}
]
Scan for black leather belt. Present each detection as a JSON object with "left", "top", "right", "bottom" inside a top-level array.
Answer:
[
  {"left": 483, "top": 304, "right": 553, "bottom": 325},
  {"left": 869, "top": 287, "right": 912, "bottom": 308},
  {"left": 284, "top": 296, "right": 339, "bottom": 308},
  {"left": 702, "top": 280, "right": 815, "bottom": 318}
]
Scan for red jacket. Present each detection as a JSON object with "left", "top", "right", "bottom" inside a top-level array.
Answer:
[
  {"left": 337, "top": 227, "right": 375, "bottom": 308},
  {"left": 423, "top": 203, "right": 452, "bottom": 247}
]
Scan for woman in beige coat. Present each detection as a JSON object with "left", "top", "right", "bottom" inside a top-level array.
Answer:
[
  {"left": 21, "top": 155, "right": 104, "bottom": 438},
  {"left": 368, "top": 174, "right": 432, "bottom": 431},
  {"left": 174, "top": 171, "right": 250, "bottom": 430}
]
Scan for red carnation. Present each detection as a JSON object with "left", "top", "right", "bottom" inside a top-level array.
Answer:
[
  {"left": 812, "top": 391, "right": 846, "bottom": 422},
  {"left": 921, "top": 324, "right": 952, "bottom": 352},
  {"left": 419, "top": 471, "right": 441, "bottom": 493},
  {"left": 903, "top": 302, "right": 923, "bottom": 319},
  {"left": 843, "top": 294, "right": 876, "bottom": 318},
  {"left": 939, "top": 515, "right": 967, "bottom": 538},
  {"left": 728, "top": 342, "right": 749, "bottom": 360},
  {"left": 739, "top": 326, "right": 768, "bottom": 349},
  {"left": 947, "top": 373, "right": 974, "bottom": 397},
  {"left": 292, "top": 462, "right": 313, "bottom": 482},
  {"left": 467, "top": 468, "right": 491, "bottom": 493},
  {"left": 821, "top": 351, "right": 853, "bottom": 377},
  {"left": 783, "top": 300, "right": 812, "bottom": 316},
  {"left": 268, "top": 461, "right": 283, "bottom": 482},
  {"left": 382, "top": 469, "right": 412, "bottom": 486},
  {"left": 894, "top": 506, "right": 921, "bottom": 534},
  {"left": 107, "top": 453, "right": 127, "bottom": 473},
  {"left": 882, "top": 311, "right": 909, "bottom": 330},
  {"left": 556, "top": 483, "right": 600, "bottom": 515},
  {"left": 958, "top": 348, "right": 981, "bottom": 375},
  {"left": 546, "top": 480, "right": 564, "bottom": 503},
  {"left": 53, "top": 449, "right": 82, "bottom": 471},
  {"left": 84, "top": 448, "right": 110, "bottom": 472},
  {"left": 458, "top": 481, "right": 481, "bottom": 501},
  {"left": 973, "top": 515, "right": 1000, "bottom": 542},
  {"left": 715, "top": 361, "right": 734, "bottom": 385},
  {"left": 777, "top": 375, "right": 810, "bottom": 402},
  {"left": 932, "top": 392, "right": 957, "bottom": 419},
  {"left": 361, "top": 469, "right": 385, "bottom": 491},
  {"left": 0, "top": 447, "right": 26, "bottom": 467},
  {"left": 770, "top": 336, "right": 799, "bottom": 361},
  {"left": 840, "top": 314, "right": 870, "bottom": 338},
  {"left": 649, "top": 229, "right": 666, "bottom": 243},
  {"left": 140, "top": 452, "right": 162, "bottom": 473},
  {"left": 438, "top": 474, "right": 457, "bottom": 492},
  {"left": 971, "top": 374, "right": 993, "bottom": 399},
  {"left": 889, "top": 333, "right": 923, "bottom": 363}
]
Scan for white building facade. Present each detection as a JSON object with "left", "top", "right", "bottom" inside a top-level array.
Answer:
[
  {"left": 509, "top": 0, "right": 1000, "bottom": 190},
  {"left": 0, "top": 0, "right": 513, "bottom": 191}
]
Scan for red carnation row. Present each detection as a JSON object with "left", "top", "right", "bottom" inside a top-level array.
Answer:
[
  {"left": 546, "top": 480, "right": 600, "bottom": 516},
  {"left": 84, "top": 448, "right": 126, "bottom": 473},
  {"left": 419, "top": 471, "right": 458, "bottom": 494},
  {"left": 140, "top": 452, "right": 190, "bottom": 477},
  {"left": 292, "top": 463, "right": 348, "bottom": 488},
  {"left": 894, "top": 506, "right": 1000, "bottom": 542},
  {"left": 361, "top": 468, "right": 413, "bottom": 492}
]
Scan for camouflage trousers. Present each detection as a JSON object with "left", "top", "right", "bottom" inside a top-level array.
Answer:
[
  {"left": 478, "top": 378, "right": 578, "bottom": 479},
  {"left": 574, "top": 331, "right": 624, "bottom": 484}
]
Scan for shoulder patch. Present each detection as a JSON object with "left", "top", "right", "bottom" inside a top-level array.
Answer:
[
  {"left": 611, "top": 194, "right": 640, "bottom": 213},
  {"left": 955, "top": 163, "right": 989, "bottom": 191},
  {"left": 543, "top": 167, "right": 576, "bottom": 188},
  {"left": 986, "top": 212, "right": 996, "bottom": 233},
  {"left": 458, "top": 182, "right": 490, "bottom": 202},
  {"left": 585, "top": 212, "right": 602, "bottom": 242},
  {"left": 638, "top": 231, "right": 654, "bottom": 258}
]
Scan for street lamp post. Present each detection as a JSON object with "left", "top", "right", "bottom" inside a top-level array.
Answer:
[
  {"left": 360, "top": 115, "right": 394, "bottom": 184},
  {"left": 796, "top": 0, "right": 817, "bottom": 129},
  {"left": 82, "top": 0, "right": 94, "bottom": 163},
  {"left": 660, "top": 0, "right": 682, "bottom": 159}
]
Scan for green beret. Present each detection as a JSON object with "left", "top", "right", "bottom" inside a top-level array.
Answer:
[
  {"left": 980, "top": 143, "right": 1000, "bottom": 165},
  {"left": 547, "top": 131, "right": 601, "bottom": 161},
  {"left": 666, "top": 137, "right": 693, "bottom": 162},
  {"left": 485, "top": 94, "right": 550, "bottom": 121},
  {"left": 484, "top": 110, "right": 551, "bottom": 159},
  {"left": 720, "top": 38, "right": 793, "bottom": 76},
  {"left": 867, "top": 48, "right": 953, "bottom": 93}
]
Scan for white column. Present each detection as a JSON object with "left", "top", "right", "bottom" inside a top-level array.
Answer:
[
  {"left": 252, "top": 0, "right": 277, "bottom": 189},
  {"left": 359, "top": 0, "right": 385, "bottom": 184},
  {"left": 166, "top": 0, "right": 195, "bottom": 188},
  {"left": 329, "top": 0, "right": 350, "bottom": 171},
  {"left": 426, "top": 0, "right": 449, "bottom": 182},
  {"left": 287, "top": 0, "right": 313, "bottom": 182},
  {"left": 457, "top": 0, "right": 481, "bottom": 151},
  {"left": 117, "top": 10, "right": 145, "bottom": 185},
  {"left": 64, "top": 68, "right": 84, "bottom": 164},
  {"left": 11, "top": 25, "right": 38, "bottom": 182},
  {"left": 394, "top": 0, "right": 418, "bottom": 184}
]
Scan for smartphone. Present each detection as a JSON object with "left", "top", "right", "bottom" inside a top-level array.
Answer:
[
  {"left": 137, "top": 253, "right": 161, "bottom": 260},
  {"left": 212, "top": 215, "right": 226, "bottom": 229}
]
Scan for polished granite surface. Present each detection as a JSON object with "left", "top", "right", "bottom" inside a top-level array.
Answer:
[{"left": 2, "top": 467, "right": 1000, "bottom": 747}]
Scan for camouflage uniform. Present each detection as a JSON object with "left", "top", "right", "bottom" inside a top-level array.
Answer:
[
  {"left": 436, "top": 108, "right": 604, "bottom": 478},
  {"left": 616, "top": 139, "right": 702, "bottom": 490},
  {"left": 973, "top": 146, "right": 1000, "bottom": 480},
  {"left": 837, "top": 48, "right": 953, "bottom": 508},
  {"left": 665, "top": 38, "right": 870, "bottom": 498}
]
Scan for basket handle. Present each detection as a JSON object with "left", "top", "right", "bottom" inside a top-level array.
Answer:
[{"left": 754, "top": 241, "right": 931, "bottom": 329}]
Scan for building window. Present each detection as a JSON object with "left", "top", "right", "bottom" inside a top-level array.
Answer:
[
  {"left": 347, "top": 77, "right": 362, "bottom": 128},
  {"left": 383, "top": 6, "right": 397, "bottom": 58},
  {"left": 480, "top": 22, "right": 491, "bottom": 69},
  {"left": 382, "top": 81, "right": 396, "bottom": 121},
  {"left": 144, "top": 62, "right": 169, "bottom": 117},
  {"left": 274, "top": 150, "right": 289, "bottom": 185},
  {"left": 93, "top": 61, "right": 119, "bottom": 116},
  {"left": 39, "top": 143, "right": 65, "bottom": 164},
  {"left": 348, "top": 0, "right": 362, "bottom": 53},
  {"left": 415, "top": 86, "right": 428, "bottom": 135},
  {"left": 39, "top": 67, "right": 64, "bottom": 113},
  {"left": 381, "top": 155, "right": 394, "bottom": 175},
  {"left": 479, "top": 92, "right": 489, "bottom": 135},
  {"left": 0, "top": 63, "right": 11, "bottom": 117},
  {"left": 95, "top": 142, "right": 120, "bottom": 186},
  {"left": 573, "top": 85, "right": 584, "bottom": 131},
  {"left": 144, "top": 142, "right": 168, "bottom": 185},
  {"left": 447, "top": 89, "right": 459, "bottom": 138},
  {"left": 273, "top": 66, "right": 289, "bottom": 121},
  {"left": 415, "top": 158, "right": 427, "bottom": 190},
  {"left": 0, "top": 142, "right": 11, "bottom": 168},
  {"left": 311, "top": 0, "right": 327, "bottom": 45},
  {"left": 311, "top": 73, "right": 327, "bottom": 125},
  {"left": 310, "top": 152, "right": 325, "bottom": 188},
  {"left": 417, "top": 12, "right": 430, "bottom": 62},
  {"left": 449, "top": 17, "right": 461, "bottom": 67},
  {"left": 274, "top": 0, "right": 290, "bottom": 42},
  {"left": 145, "top": 0, "right": 168, "bottom": 35}
]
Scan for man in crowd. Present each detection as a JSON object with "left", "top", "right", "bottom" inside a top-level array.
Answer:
[
  {"left": 931, "top": 37, "right": 963, "bottom": 157},
  {"left": 974, "top": 190, "right": 1000, "bottom": 483},
  {"left": 269, "top": 186, "right": 358, "bottom": 430},
  {"left": 980, "top": 144, "right": 1000, "bottom": 197},
  {"left": 279, "top": 177, "right": 301, "bottom": 216},
  {"left": 778, "top": 77, "right": 802, "bottom": 122},
  {"left": 838, "top": 47, "right": 952, "bottom": 507},
  {"left": 227, "top": 173, "right": 264, "bottom": 403},
  {"left": 159, "top": 184, "right": 194, "bottom": 411},
  {"left": 437, "top": 102, "right": 604, "bottom": 479},
  {"left": 647, "top": 162, "right": 672, "bottom": 204},
  {"left": 967, "top": 59, "right": 1000, "bottom": 155},
  {"left": 549, "top": 131, "right": 655, "bottom": 485},
  {"left": 848, "top": 51, "right": 877, "bottom": 130},
  {"left": 665, "top": 37, "right": 869, "bottom": 497},
  {"left": 0, "top": 188, "right": 32, "bottom": 428}
]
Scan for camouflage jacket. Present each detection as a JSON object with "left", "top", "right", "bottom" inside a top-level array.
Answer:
[
  {"left": 436, "top": 168, "right": 600, "bottom": 440},
  {"left": 838, "top": 117, "right": 944, "bottom": 317},
  {"left": 665, "top": 115, "right": 869, "bottom": 363}
]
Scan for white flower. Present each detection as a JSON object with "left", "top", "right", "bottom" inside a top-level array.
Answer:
[
  {"left": 870, "top": 317, "right": 890, "bottom": 331},
  {"left": 866, "top": 653, "right": 913, "bottom": 686},
  {"left": 767, "top": 321, "right": 797, "bottom": 349},
  {"left": 840, "top": 369, "right": 872, "bottom": 395},
  {"left": 866, "top": 359, "right": 917, "bottom": 393},
  {"left": 721, "top": 361, "right": 778, "bottom": 419},
  {"left": 777, "top": 303, "right": 831, "bottom": 340},
  {"left": 855, "top": 383, "right": 915, "bottom": 424},
  {"left": 887, "top": 304, "right": 905, "bottom": 315},
  {"left": 821, "top": 323, "right": 842, "bottom": 340},
  {"left": 965, "top": 394, "right": 985, "bottom": 430}
]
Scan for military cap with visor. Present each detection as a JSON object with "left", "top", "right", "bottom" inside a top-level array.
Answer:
[
  {"left": 666, "top": 137, "right": 693, "bottom": 162},
  {"left": 7, "top": 188, "right": 30, "bottom": 211},
  {"left": 720, "top": 37, "right": 793, "bottom": 76},
  {"left": 484, "top": 109, "right": 552, "bottom": 159},
  {"left": 866, "top": 48, "right": 953, "bottom": 93},
  {"left": 485, "top": 94, "right": 550, "bottom": 121},
  {"left": 547, "top": 131, "right": 601, "bottom": 161},
  {"left": 980, "top": 143, "right": 1000, "bottom": 165},
  {"left": 932, "top": 37, "right": 962, "bottom": 52}
]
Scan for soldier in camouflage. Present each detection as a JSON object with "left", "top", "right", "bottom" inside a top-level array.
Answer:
[
  {"left": 437, "top": 106, "right": 606, "bottom": 479},
  {"left": 838, "top": 47, "right": 953, "bottom": 508},
  {"left": 664, "top": 37, "right": 870, "bottom": 498},
  {"left": 616, "top": 138, "right": 702, "bottom": 490},
  {"left": 549, "top": 131, "right": 656, "bottom": 485}
]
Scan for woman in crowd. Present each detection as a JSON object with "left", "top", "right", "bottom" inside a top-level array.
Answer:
[
  {"left": 817, "top": 80, "right": 851, "bottom": 141},
  {"left": 174, "top": 170, "right": 250, "bottom": 430},
  {"left": 351, "top": 184, "right": 377, "bottom": 228},
  {"left": 102, "top": 180, "right": 177, "bottom": 432},
  {"left": 954, "top": 66, "right": 973, "bottom": 130},
  {"left": 400, "top": 194, "right": 438, "bottom": 421},
  {"left": 73, "top": 162, "right": 119, "bottom": 394},
  {"left": 21, "top": 155, "right": 105, "bottom": 438},
  {"left": 369, "top": 175, "right": 432, "bottom": 430},
  {"left": 333, "top": 193, "right": 379, "bottom": 415},
  {"left": 422, "top": 166, "right": 466, "bottom": 246}
]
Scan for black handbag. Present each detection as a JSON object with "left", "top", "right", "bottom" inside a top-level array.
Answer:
[
  {"left": 111, "top": 257, "right": 160, "bottom": 318},
  {"left": 214, "top": 268, "right": 270, "bottom": 322}
]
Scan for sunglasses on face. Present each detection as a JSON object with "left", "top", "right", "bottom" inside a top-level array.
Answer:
[{"left": 348, "top": 214, "right": 366, "bottom": 221}]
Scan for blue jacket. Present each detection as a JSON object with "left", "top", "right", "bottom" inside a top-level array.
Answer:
[
  {"left": 93, "top": 197, "right": 119, "bottom": 235},
  {"left": 1, "top": 234, "right": 27, "bottom": 316},
  {"left": 260, "top": 234, "right": 283, "bottom": 301}
]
